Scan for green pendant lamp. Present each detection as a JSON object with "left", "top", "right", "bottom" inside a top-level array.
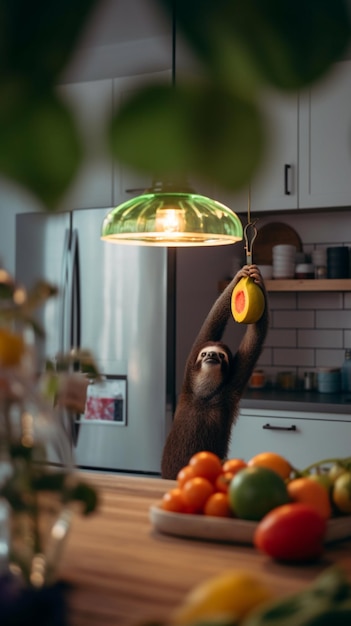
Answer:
[
  {"left": 101, "top": 0, "right": 243, "bottom": 248},
  {"left": 101, "top": 179, "right": 243, "bottom": 247}
]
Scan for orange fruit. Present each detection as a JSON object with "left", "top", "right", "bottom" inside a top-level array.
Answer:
[
  {"left": 222, "top": 458, "right": 247, "bottom": 475},
  {"left": 177, "top": 465, "right": 197, "bottom": 487},
  {"left": 215, "top": 471, "right": 234, "bottom": 493},
  {"left": 287, "top": 476, "right": 332, "bottom": 520},
  {"left": 189, "top": 451, "right": 223, "bottom": 483},
  {"left": 0, "top": 328, "right": 25, "bottom": 366},
  {"left": 182, "top": 477, "right": 215, "bottom": 512},
  {"left": 161, "top": 488, "right": 188, "bottom": 513},
  {"left": 247, "top": 451, "right": 292, "bottom": 480},
  {"left": 203, "top": 492, "right": 233, "bottom": 518}
]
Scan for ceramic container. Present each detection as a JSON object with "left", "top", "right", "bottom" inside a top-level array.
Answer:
[{"left": 317, "top": 367, "right": 341, "bottom": 393}]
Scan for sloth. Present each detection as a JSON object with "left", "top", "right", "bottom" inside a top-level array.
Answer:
[{"left": 161, "top": 264, "right": 269, "bottom": 480}]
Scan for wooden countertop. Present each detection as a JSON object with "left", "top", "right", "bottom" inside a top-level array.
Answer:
[{"left": 59, "top": 472, "right": 351, "bottom": 626}]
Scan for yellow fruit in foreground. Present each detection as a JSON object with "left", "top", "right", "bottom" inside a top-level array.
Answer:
[
  {"left": 171, "top": 570, "right": 273, "bottom": 625},
  {"left": 332, "top": 471, "right": 351, "bottom": 514},
  {"left": 231, "top": 277, "right": 265, "bottom": 324},
  {"left": 0, "top": 328, "right": 25, "bottom": 366}
]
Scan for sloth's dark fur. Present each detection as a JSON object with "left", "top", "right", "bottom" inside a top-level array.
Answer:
[{"left": 161, "top": 265, "right": 269, "bottom": 479}]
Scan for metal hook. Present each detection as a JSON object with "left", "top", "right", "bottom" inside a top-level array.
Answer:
[{"left": 244, "top": 219, "right": 258, "bottom": 265}]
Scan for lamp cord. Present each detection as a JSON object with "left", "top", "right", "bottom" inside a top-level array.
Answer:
[
  {"left": 172, "top": 0, "right": 176, "bottom": 87},
  {"left": 244, "top": 185, "right": 258, "bottom": 265}
]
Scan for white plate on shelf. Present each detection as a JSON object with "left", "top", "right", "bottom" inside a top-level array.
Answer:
[{"left": 149, "top": 505, "right": 351, "bottom": 545}]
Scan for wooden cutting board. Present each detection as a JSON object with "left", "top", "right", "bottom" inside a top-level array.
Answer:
[{"left": 253, "top": 222, "right": 303, "bottom": 264}]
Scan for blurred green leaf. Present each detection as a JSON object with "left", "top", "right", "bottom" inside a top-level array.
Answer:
[
  {"left": 0, "top": 0, "right": 98, "bottom": 85},
  {"left": 0, "top": 89, "right": 82, "bottom": 208},
  {"left": 157, "top": 0, "right": 351, "bottom": 91},
  {"left": 109, "top": 81, "right": 264, "bottom": 191},
  {"left": 0, "top": 0, "right": 99, "bottom": 208}
]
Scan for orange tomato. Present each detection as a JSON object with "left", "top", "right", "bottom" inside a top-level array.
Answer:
[
  {"left": 287, "top": 476, "right": 332, "bottom": 520},
  {"left": 248, "top": 451, "right": 292, "bottom": 480},
  {"left": 189, "top": 451, "right": 223, "bottom": 483},
  {"left": 222, "top": 458, "right": 247, "bottom": 475},
  {"left": 161, "top": 488, "right": 188, "bottom": 513},
  {"left": 203, "top": 492, "right": 233, "bottom": 518},
  {"left": 182, "top": 476, "right": 215, "bottom": 512},
  {"left": 177, "top": 464, "right": 197, "bottom": 487},
  {"left": 215, "top": 471, "right": 234, "bottom": 493}
]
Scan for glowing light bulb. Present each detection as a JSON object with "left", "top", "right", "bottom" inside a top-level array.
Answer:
[{"left": 155, "top": 206, "right": 186, "bottom": 233}]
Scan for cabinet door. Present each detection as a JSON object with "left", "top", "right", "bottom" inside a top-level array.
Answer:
[
  {"left": 215, "top": 91, "right": 298, "bottom": 214},
  {"left": 58, "top": 79, "right": 114, "bottom": 209},
  {"left": 299, "top": 60, "right": 351, "bottom": 208},
  {"left": 228, "top": 411, "right": 351, "bottom": 469}
]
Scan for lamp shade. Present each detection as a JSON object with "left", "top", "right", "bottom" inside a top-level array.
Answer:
[{"left": 101, "top": 182, "right": 243, "bottom": 247}]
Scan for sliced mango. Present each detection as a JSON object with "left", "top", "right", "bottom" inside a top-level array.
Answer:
[{"left": 231, "top": 276, "right": 265, "bottom": 324}]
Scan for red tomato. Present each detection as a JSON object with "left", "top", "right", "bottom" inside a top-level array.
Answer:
[{"left": 254, "top": 503, "right": 327, "bottom": 562}]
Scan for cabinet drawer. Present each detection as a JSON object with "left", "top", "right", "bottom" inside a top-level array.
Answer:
[{"left": 228, "top": 413, "right": 351, "bottom": 470}]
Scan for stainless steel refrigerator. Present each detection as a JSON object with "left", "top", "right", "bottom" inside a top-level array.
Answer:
[{"left": 15, "top": 208, "right": 176, "bottom": 475}]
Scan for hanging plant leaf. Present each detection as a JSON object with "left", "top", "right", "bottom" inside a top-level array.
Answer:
[
  {"left": 0, "top": 0, "right": 98, "bottom": 86},
  {"left": 157, "top": 0, "right": 351, "bottom": 91},
  {"left": 0, "top": 89, "right": 83, "bottom": 209},
  {"left": 109, "top": 81, "right": 264, "bottom": 191}
]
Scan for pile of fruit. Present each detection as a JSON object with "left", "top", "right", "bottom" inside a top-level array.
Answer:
[
  {"left": 160, "top": 450, "right": 351, "bottom": 562},
  {"left": 166, "top": 566, "right": 351, "bottom": 626}
]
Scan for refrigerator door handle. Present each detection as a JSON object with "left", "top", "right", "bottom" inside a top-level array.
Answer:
[
  {"left": 67, "top": 228, "right": 80, "bottom": 350},
  {"left": 59, "top": 229, "right": 71, "bottom": 354},
  {"left": 67, "top": 228, "right": 82, "bottom": 447}
]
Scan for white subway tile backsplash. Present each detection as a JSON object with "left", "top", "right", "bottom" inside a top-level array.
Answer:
[
  {"left": 266, "top": 329, "right": 297, "bottom": 348},
  {"left": 273, "top": 348, "right": 314, "bottom": 367},
  {"left": 317, "top": 310, "right": 351, "bottom": 329},
  {"left": 297, "top": 292, "right": 343, "bottom": 310},
  {"left": 267, "top": 292, "right": 296, "bottom": 309},
  {"left": 272, "top": 310, "right": 315, "bottom": 328},
  {"left": 344, "top": 330, "right": 351, "bottom": 347},
  {"left": 344, "top": 292, "right": 351, "bottom": 308},
  {"left": 298, "top": 329, "right": 343, "bottom": 348},
  {"left": 255, "top": 346, "right": 272, "bottom": 367},
  {"left": 315, "top": 349, "right": 345, "bottom": 368}
]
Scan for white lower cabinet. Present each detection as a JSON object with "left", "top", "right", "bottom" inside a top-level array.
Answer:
[{"left": 228, "top": 409, "right": 351, "bottom": 470}]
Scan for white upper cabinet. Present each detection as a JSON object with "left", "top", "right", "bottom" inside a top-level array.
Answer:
[
  {"left": 57, "top": 80, "right": 114, "bottom": 209},
  {"left": 57, "top": 0, "right": 173, "bottom": 209},
  {"left": 214, "top": 90, "right": 299, "bottom": 215},
  {"left": 216, "top": 60, "right": 351, "bottom": 214},
  {"left": 299, "top": 60, "right": 351, "bottom": 209},
  {"left": 249, "top": 91, "right": 299, "bottom": 212}
]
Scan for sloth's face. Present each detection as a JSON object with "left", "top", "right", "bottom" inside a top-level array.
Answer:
[{"left": 196, "top": 345, "right": 229, "bottom": 368}]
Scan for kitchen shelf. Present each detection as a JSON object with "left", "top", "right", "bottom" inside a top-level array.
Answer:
[
  {"left": 218, "top": 279, "right": 351, "bottom": 293},
  {"left": 265, "top": 278, "right": 351, "bottom": 291}
]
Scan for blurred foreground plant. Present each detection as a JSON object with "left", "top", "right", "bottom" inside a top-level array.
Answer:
[
  {"left": 0, "top": 0, "right": 350, "bottom": 210},
  {"left": 0, "top": 269, "right": 99, "bottom": 587}
]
